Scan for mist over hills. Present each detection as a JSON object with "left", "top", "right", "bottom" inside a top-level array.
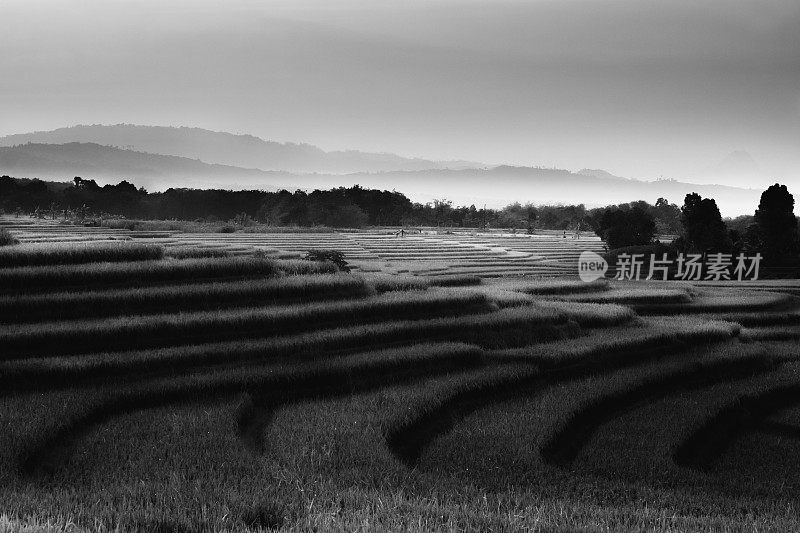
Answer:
[
  {"left": 0, "top": 142, "right": 290, "bottom": 191},
  {"left": 0, "top": 140, "right": 763, "bottom": 216},
  {"left": 0, "top": 125, "right": 478, "bottom": 174},
  {"left": 325, "top": 167, "right": 761, "bottom": 217},
  {"left": 688, "top": 150, "right": 771, "bottom": 189}
]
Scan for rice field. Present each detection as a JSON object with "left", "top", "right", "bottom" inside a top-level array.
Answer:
[
  {"left": 3, "top": 217, "right": 605, "bottom": 278},
  {"left": 2, "top": 216, "right": 800, "bottom": 532}
]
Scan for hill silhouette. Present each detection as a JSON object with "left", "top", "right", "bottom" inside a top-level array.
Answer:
[
  {"left": 0, "top": 142, "right": 762, "bottom": 216},
  {"left": 0, "top": 125, "right": 478, "bottom": 174}
]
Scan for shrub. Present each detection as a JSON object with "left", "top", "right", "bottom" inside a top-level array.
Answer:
[
  {"left": 593, "top": 207, "right": 656, "bottom": 248},
  {"left": 305, "top": 249, "right": 350, "bottom": 272},
  {"left": 603, "top": 242, "right": 672, "bottom": 276},
  {"left": 0, "top": 228, "right": 19, "bottom": 247}
]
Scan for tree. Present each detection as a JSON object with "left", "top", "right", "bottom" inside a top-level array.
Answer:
[
  {"left": 680, "top": 193, "right": 731, "bottom": 252},
  {"left": 652, "top": 197, "right": 682, "bottom": 234},
  {"left": 498, "top": 202, "right": 538, "bottom": 230},
  {"left": 593, "top": 206, "right": 656, "bottom": 249},
  {"left": 432, "top": 199, "right": 453, "bottom": 227},
  {"left": 748, "top": 183, "right": 800, "bottom": 266},
  {"left": 304, "top": 250, "right": 350, "bottom": 272},
  {"left": 325, "top": 204, "right": 369, "bottom": 228}
]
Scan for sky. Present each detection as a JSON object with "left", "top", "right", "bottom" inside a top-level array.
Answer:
[{"left": 1, "top": 0, "right": 799, "bottom": 186}]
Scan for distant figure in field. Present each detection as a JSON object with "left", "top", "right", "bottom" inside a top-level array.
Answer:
[{"left": 563, "top": 230, "right": 567, "bottom": 239}]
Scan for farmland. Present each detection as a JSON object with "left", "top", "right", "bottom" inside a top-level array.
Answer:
[{"left": 1, "top": 216, "right": 800, "bottom": 532}]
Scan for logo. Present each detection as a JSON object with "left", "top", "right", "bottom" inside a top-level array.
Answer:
[{"left": 578, "top": 251, "right": 608, "bottom": 282}]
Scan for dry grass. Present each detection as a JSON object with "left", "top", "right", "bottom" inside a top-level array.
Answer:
[
  {"left": 0, "top": 228, "right": 19, "bottom": 247},
  {"left": 0, "top": 242, "right": 163, "bottom": 268},
  {"left": 0, "top": 256, "right": 336, "bottom": 293},
  {"left": 0, "top": 274, "right": 374, "bottom": 323},
  {"left": 0, "top": 289, "right": 495, "bottom": 358}
]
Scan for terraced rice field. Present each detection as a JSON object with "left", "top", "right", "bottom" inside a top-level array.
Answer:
[
  {"left": 2, "top": 217, "right": 800, "bottom": 531},
  {"left": 2, "top": 217, "right": 604, "bottom": 278}
]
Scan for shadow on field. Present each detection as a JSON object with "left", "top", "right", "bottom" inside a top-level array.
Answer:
[
  {"left": 384, "top": 336, "right": 738, "bottom": 467},
  {"left": 674, "top": 380, "right": 800, "bottom": 471},
  {"left": 540, "top": 355, "right": 776, "bottom": 466},
  {"left": 121, "top": 518, "right": 195, "bottom": 533},
  {"left": 18, "top": 345, "right": 488, "bottom": 478}
]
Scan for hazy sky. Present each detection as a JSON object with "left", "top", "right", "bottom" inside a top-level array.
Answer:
[{"left": 2, "top": 0, "right": 799, "bottom": 185}]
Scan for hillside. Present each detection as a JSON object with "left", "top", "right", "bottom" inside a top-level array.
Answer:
[
  {"left": 0, "top": 142, "right": 762, "bottom": 216},
  {"left": 0, "top": 125, "right": 478, "bottom": 174},
  {"left": 0, "top": 142, "right": 291, "bottom": 191},
  {"left": 291, "top": 166, "right": 762, "bottom": 216}
]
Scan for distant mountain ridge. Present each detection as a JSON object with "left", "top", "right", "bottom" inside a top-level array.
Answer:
[
  {"left": 690, "top": 150, "right": 771, "bottom": 189},
  {"left": 0, "top": 124, "right": 479, "bottom": 174},
  {"left": 0, "top": 141, "right": 762, "bottom": 216}
]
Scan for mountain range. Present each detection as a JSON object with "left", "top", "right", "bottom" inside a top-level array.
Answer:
[
  {"left": 0, "top": 125, "right": 767, "bottom": 216},
  {"left": 0, "top": 125, "right": 477, "bottom": 174}
]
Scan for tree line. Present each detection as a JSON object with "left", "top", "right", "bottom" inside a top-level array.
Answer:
[
  {"left": 1, "top": 175, "right": 797, "bottom": 269},
  {"left": 0, "top": 175, "right": 681, "bottom": 233},
  {"left": 593, "top": 184, "right": 800, "bottom": 272}
]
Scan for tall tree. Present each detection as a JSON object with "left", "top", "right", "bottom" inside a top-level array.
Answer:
[
  {"left": 748, "top": 183, "right": 800, "bottom": 266},
  {"left": 593, "top": 206, "right": 656, "bottom": 249},
  {"left": 680, "top": 193, "right": 731, "bottom": 252}
]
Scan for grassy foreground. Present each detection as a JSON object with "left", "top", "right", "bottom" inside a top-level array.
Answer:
[{"left": 1, "top": 231, "right": 800, "bottom": 532}]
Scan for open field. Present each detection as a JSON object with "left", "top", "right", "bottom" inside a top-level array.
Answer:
[
  {"left": 3, "top": 217, "right": 604, "bottom": 278},
  {"left": 1, "top": 217, "right": 800, "bottom": 531}
]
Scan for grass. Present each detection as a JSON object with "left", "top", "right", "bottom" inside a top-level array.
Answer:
[
  {"left": 0, "top": 305, "right": 584, "bottom": 395},
  {"left": 739, "top": 325, "right": 800, "bottom": 341},
  {"left": 102, "top": 219, "right": 345, "bottom": 233},
  {"left": 0, "top": 274, "right": 375, "bottom": 323},
  {"left": 367, "top": 274, "right": 431, "bottom": 292},
  {"left": 0, "top": 242, "right": 164, "bottom": 268},
  {"left": 163, "top": 246, "right": 232, "bottom": 259},
  {"left": 0, "top": 289, "right": 496, "bottom": 358},
  {"left": 674, "top": 371, "right": 800, "bottom": 471},
  {"left": 552, "top": 288, "right": 692, "bottom": 305},
  {"left": 0, "top": 228, "right": 19, "bottom": 246},
  {"left": 385, "top": 319, "right": 740, "bottom": 466},
  {"left": 539, "top": 353, "right": 775, "bottom": 466},
  {"left": 0, "top": 256, "right": 336, "bottom": 293},
  {"left": 0, "top": 514, "right": 80, "bottom": 533},
  {"left": 632, "top": 290, "right": 794, "bottom": 315},
  {"left": 19, "top": 343, "right": 487, "bottom": 478},
  {"left": 537, "top": 300, "right": 636, "bottom": 327},
  {"left": 492, "top": 278, "right": 610, "bottom": 295},
  {"left": 493, "top": 317, "right": 741, "bottom": 366},
  {"left": 425, "top": 274, "right": 483, "bottom": 287},
  {"left": 4, "top": 220, "right": 800, "bottom": 531}
]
